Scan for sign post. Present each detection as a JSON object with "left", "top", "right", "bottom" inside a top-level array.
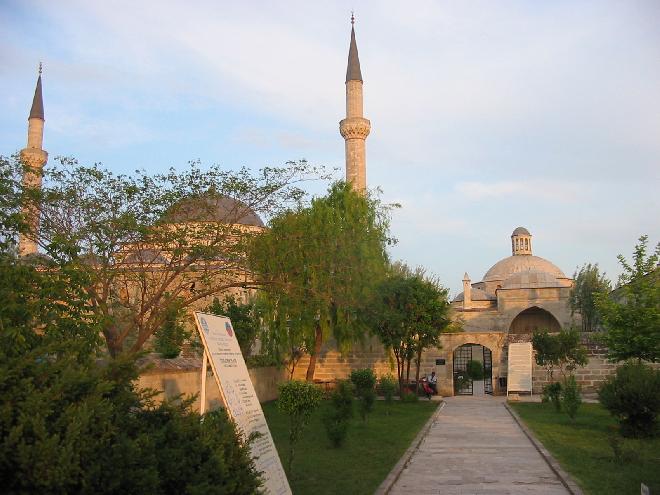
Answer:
[
  {"left": 507, "top": 342, "right": 533, "bottom": 396},
  {"left": 200, "top": 351, "right": 208, "bottom": 415},
  {"left": 194, "top": 312, "right": 291, "bottom": 495}
]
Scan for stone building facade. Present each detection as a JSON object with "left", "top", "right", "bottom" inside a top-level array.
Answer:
[{"left": 15, "top": 21, "right": 632, "bottom": 401}]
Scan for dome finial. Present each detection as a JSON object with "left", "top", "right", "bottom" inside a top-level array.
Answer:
[
  {"left": 38, "top": 61, "right": 42, "bottom": 75},
  {"left": 511, "top": 227, "right": 532, "bottom": 255}
]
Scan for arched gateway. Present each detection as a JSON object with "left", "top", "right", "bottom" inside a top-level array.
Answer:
[
  {"left": 453, "top": 343, "right": 494, "bottom": 396},
  {"left": 509, "top": 306, "right": 561, "bottom": 334}
]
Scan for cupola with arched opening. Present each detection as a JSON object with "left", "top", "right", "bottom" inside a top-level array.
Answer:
[{"left": 511, "top": 226, "right": 532, "bottom": 255}]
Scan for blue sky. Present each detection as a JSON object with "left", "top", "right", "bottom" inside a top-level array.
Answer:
[{"left": 1, "top": 0, "right": 659, "bottom": 295}]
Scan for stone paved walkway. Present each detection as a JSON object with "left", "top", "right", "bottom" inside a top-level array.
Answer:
[{"left": 387, "top": 396, "right": 569, "bottom": 494}]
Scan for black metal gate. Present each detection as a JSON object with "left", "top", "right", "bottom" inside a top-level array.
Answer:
[
  {"left": 453, "top": 344, "right": 473, "bottom": 395},
  {"left": 483, "top": 346, "right": 493, "bottom": 395}
]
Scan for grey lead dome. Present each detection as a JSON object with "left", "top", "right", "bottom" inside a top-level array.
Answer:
[{"left": 511, "top": 226, "right": 530, "bottom": 236}]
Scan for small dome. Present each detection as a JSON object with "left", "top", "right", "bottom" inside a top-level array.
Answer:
[
  {"left": 512, "top": 227, "right": 530, "bottom": 236},
  {"left": 19, "top": 252, "right": 54, "bottom": 267},
  {"left": 483, "top": 255, "right": 567, "bottom": 283},
  {"left": 453, "top": 287, "right": 496, "bottom": 302},
  {"left": 123, "top": 249, "right": 169, "bottom": 265},
  {"left": 164, "top": 195, "right": 264, "bottom": 227},
  {"left": 501, "top": 270, "right": 571, "bottom": 289}
]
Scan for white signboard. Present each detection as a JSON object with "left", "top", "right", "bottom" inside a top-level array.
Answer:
[
  {"left": 507, "top": 342, "right": 533, "bottom": 395},
  {"left": 194, "top": 312, "right": 291, "bottom": 495}
]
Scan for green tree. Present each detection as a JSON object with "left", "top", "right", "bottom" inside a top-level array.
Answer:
[
  {"left": 322, "top": 379, "right": 354, "bottom": 447},
  {"left": 0, "top": 246, "right": 262, "bottom": 494},
  {"left": 1, "top": 154, "right": 316, "bottom": 357},
  {"left": 569, "top": 263, "right": 611, "bottom": 331},
  {"left": 367, "top": 266, "right": 452, "bottom": 394},
  {"left": 154, "top": 300, "right": 190, "bottom": 358},
  {"left": 599, "top": 361, "right": 660, "bottom": 437},
  {"left": 250, "top": 181, "right": 392, "bottom": 381},
  {"left": 350, "top": 368, "right": 377, "bottom": 421},
  {"left": 532, "top": 328, "right": 588, "bottom": 380},
  {"left": 207, "top": 295, "right": 260, "bottom": 358},
  {"left": 596, "top": 235, "right": 660, "bottom": 363},
  {"left": 277, "top": 380, "right": 323, "bottom": 476}
]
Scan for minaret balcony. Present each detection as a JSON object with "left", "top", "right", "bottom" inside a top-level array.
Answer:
[{"left": 339, "top": 117, "right": 371, "bottom": 139}]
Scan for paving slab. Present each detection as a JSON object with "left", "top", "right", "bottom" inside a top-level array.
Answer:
[{"left": 387, "top": 396, "right": 569, "bottom": 495}]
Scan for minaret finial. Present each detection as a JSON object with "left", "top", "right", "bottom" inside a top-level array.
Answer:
[
  {"left": 351, "top": 11, "right": 355, "bottom": 26},
  {"left": 38, "top": 61, "right": 42, "bottom": 75}
]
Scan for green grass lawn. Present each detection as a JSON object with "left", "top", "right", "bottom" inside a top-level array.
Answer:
[
  {"left": 509, "top": 402, "right": 660, "bottom": 495},
  {"left": 262, "top": 399, "right": 438, "bottom": 495}
]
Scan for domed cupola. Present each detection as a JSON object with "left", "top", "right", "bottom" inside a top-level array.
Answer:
[{"left": 511, "top": 227, "right": 532, "bottom": 255}]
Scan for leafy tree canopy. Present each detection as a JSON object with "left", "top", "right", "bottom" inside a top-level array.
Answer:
[
  {"left": 596, "top": 235, "right": 660, "bottom": 363},
  {"left": 249, "top": 181, "right": 393, "bottom": 381},
  {"left": 366, "top": 264, "right": 452, "bottom": 393},
  {"left": 532, "top": 328, "right": 588, "bottom": 380},
  {"left": 0, "top": 246, "right": 261, "bottom": 494},
  {"left": 569, "top": 263, "right": 611, "bottom": 332},
  {"left": 206, "top": 294, "right": 261, "bottom": 358},
  {"left": 1, "top": 154, "right": 319, "bottom": 357}
]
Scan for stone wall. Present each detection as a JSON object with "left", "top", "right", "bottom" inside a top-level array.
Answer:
[
  {"left": 289, "top": 331, "right": 657, "bottom": 397},
  {"left": 530, "top": 334, "right": 616, "bottom": 394},
  {"left": 292, "top": 336, "right": 393, "bottom": 381},
  {"left": 136, "top": 357, "right": 287, "bottom": 411}
]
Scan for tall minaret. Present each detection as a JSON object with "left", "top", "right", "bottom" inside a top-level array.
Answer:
[
  {"left": 339, "top": 14, "right": 371, "bottom": 192},
  {"left": 18, "top": 64, "right": 48, "bottom": 257}
]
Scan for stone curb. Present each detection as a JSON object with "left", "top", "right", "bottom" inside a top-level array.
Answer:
[
  {"left": 374, "top": 400, "right": 445, "bottom": 495},
  {"left": 504, "top": 402, "right": 584, "bottom": 495}
]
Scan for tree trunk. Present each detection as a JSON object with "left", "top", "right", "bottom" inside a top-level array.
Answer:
[
  {"left": 414, "top": 349, "right": 422, "bottom": 395},
  {"left": 103, "top": 326, "right": 123, "bottom": 358},
  {"left": 396, "top": 356, "right": 404, "bottom": 395},
  {"left": 305, "top": 323, "right": 323, "bottom": 382},
  {"left": 405, "top": 358, "right": 411, "bottom": 386}
]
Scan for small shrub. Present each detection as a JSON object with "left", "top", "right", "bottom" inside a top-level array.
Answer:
[
  {"left": 322, "top": 380, "right": 354, "bottom": 448},
  {"left": 401, "top": 390, "right": 419, "bottom": 403},
  {"left": 379, "top": 374, "right": 398, "bottom": 406},
  {"left": 350, "top": 368, "right": 377, "bottom": 391},
  {"left": 561, "top": 375, "right": 582, "bottom": 420},
  {"left": 542, "top": 382, "right": 562, "bottom": 412},
  {"left": 206, "top": 295, "right": 259, "bottom": 358},
  {"left": 599, "top": 361, "right": 660, "bottom": 438},
  {"left": 245, "top": 354, "right": 280, "bottom": 369},
  {"left": 454, "top": 374, "right": 470, "bottom": 393},
  {"left": 466, "top": 360, "right": 484, "bottom": 380},
  {"left": 277, "top": 380, "right": 323, "bottom": 475},
  {"left": 350, "top": 368, "right": 377, "bottom": 421}
]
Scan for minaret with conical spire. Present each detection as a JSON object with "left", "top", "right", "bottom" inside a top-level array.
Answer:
[
  {"left": 339, "top": 14, "right": 371, "bottom": 192},
  {"left": 18, "top": 64, "right": 48, "bottom": 257}
]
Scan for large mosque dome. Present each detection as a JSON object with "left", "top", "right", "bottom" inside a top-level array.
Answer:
[
  {"left": 481, "top": 227, "right": 569, "bottom": 285},
  {"left": 163, "top": 194, "right": 265, "bottom": 227},
  {"left": 483, "top": 255, "right": 567, "bottom": 283}
]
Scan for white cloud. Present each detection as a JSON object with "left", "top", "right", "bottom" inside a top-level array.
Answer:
[{"left": 3, "top": 0, "right": 660, "bottom": 292}]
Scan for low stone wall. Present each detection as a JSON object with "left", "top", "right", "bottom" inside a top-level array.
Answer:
[
  {"left": 292, "top": 337, "right": 393, "bottom": 382},
  {"left": 288, "top": 332, "right": 657, "bottom": 397},
  {"left": 136, "top": 357, "right": 287, "bottom": 411}
]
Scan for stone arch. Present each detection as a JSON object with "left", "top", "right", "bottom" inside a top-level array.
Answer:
[{"left": 508, "top": 306, "right": 561, "bottom": 334}]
